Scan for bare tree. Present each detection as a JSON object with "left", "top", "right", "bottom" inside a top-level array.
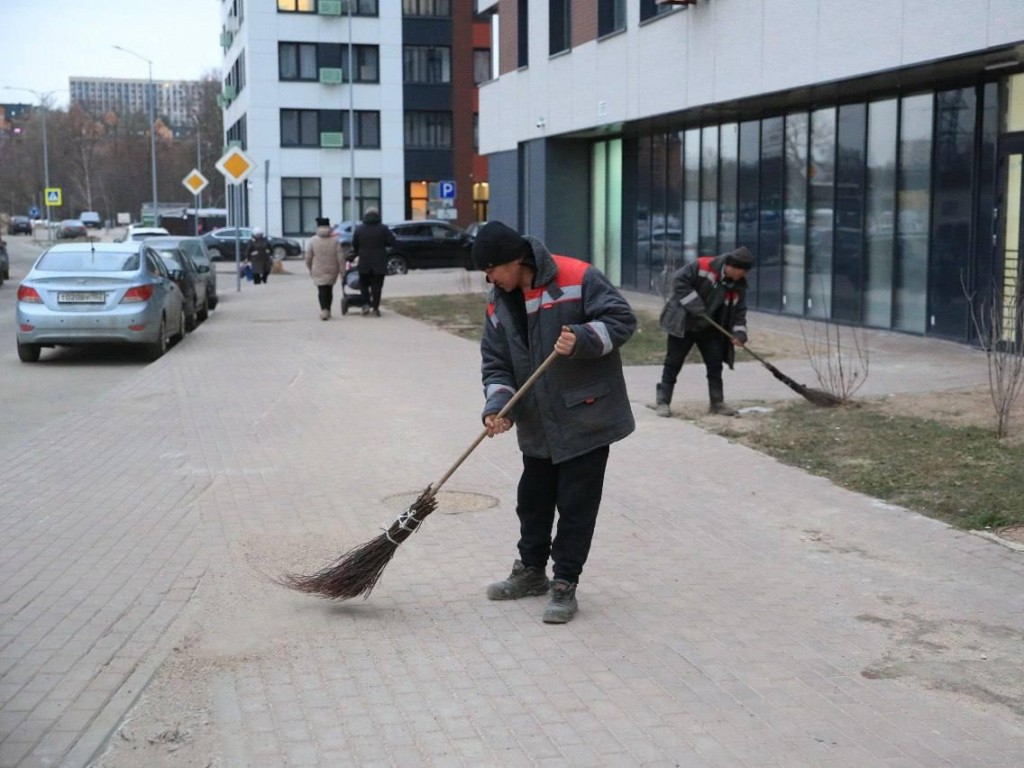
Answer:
[
  {"left": 966, "top": 277, "right": 1024, "bottom": 438},
  {"left": 800, "top": 315, "right": 870, "bottom": 402}
]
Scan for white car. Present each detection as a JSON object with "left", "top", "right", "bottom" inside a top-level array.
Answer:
[{"left": 120, "top": 225, "right": 170, "bottom": 242}]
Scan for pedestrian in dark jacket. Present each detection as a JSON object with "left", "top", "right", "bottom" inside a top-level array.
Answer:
[
  {"left": 656, "top": 247, "right": 753, "bottom": 417},
  {"left": 247, "top": 228, "right": 273, "bottom": 284},
  {"left": 474, "top": 221, "right": 636, "bottom": 624},
  {"left": 351, "top": 208, "right": 395, "bottom": 317}
]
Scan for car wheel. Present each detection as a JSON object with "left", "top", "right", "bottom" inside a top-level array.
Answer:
[
  {"left": 197, "top": 294, "right": 209, "bottom": 322},
  {"left": 208, "top": 292, "right": 218, "bottom": 310},
  {"left": 173, "top": 307, "right": 187, "bottom": 342},
  {"left": 143, "top": 318, "right": 167, "bottom": 361},
  {"left": 185, "top": 305, "right": 198, "bottom": 332},
  {"left": 17, "top": 340, "right": 41, "bottom": 363},
  {"left": 386, "top": 255, "right": 409, "bottom": 275},
  {"left": 273, "top": 245, "right": 287, "bottom": 259}
]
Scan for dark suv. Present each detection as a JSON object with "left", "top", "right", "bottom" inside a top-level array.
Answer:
[
  {"left": 384, "top": 220, "right": 473, "bottom": 275},
  {"left": 9, "top": 215, "right": 32, "bottom": 235}
]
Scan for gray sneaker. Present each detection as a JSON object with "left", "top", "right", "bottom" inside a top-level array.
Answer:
[
  {"left": 542, "top": 579, "right": 578, "bottom": 623},
  {"left": 486, "top": 560, "right": 549, "bottom": 600}
]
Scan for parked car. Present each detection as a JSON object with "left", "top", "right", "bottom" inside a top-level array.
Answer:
[
  {"left": 465, "top": 220, "right": 488, "bottom": 239},
  {"left": 79, "top": 211, "right": 103, "bottom": 229},
  {"left": 57, "top": 219, "right": 89, "bottom": 239},
  {"left": 152, "top": 244, "right": 207, "bottom": 332},
  {"left": 201, "top": 227, "right": 302, "bottom": 260},
  {"left": 384, "top": 220, "right": 474, "bottom": 275},
  {"left": 9, "top": 215, "right": 32, "bottom": 235},
  {"left": 15, "top": 241, "right": 186, "bottom": 363},
  {"left": 119, "top": 225, "right": 170, "bottom": 242},
  {"left": 0, "top": 238, "right": 8, "bottom": 286},
  {"left": 147, "top": 235, "right": 218, "bottom": 312}
]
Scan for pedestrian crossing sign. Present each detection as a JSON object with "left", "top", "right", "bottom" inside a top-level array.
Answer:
[{"left": 45, "top": 188, "right": 62, "bottom": 207}]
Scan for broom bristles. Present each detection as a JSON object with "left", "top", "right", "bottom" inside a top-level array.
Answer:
[{"left": 279, "top": 486, "right": 439, "bottom": 600}]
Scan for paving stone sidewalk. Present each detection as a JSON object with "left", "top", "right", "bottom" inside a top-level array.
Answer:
[{"left": 1, "top": 267, "right": 1022, "bottom": 767}]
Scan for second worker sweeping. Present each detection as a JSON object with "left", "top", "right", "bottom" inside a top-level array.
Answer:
[{"left": 656, "top": 246, "right": 754, "bottom": 417}]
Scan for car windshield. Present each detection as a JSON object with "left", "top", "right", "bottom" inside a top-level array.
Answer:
[{"left": 36, "top": 251, "right": 140, "bottom": 272}]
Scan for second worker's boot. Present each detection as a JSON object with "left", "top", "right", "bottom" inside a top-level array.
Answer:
[
  {"left": 708, "top": 381, "right": 738, "bottom": 416},
  {"left": 655, "top": 382, "right": 674, "bottom": 418}
]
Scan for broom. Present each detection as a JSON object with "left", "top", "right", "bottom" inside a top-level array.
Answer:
[
  {"left": 702, "top": 314, "right": 843, "bottom": 407},
  {"left": 279, "top": 348, "right": 562, "bottom": 600}
]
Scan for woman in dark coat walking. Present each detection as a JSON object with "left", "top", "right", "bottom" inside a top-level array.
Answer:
[
  {"left": 247, "top": 228, "right": 273, "bottom": 284},
  {"left": 350, "top": 208, "right": 395, "bottom": 316}
]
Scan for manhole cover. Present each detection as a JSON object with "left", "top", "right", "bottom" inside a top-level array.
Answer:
[{"left": 383, "top": 490, "right": 499, "bottom": 515}]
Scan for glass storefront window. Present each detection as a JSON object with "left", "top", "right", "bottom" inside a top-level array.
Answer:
[
  {"left": 737, "top": 120, "right": 760, "bottom": 271},
  {"left": 783, "top": 113, "right": 808, "bottom": 315},
  {"left": 865, "top": 99, "right": 897, "bottom": 328},
  {"left": 719, "top": 123, "right": 739, "bottom": 253},
  {"left": 833, "top": 103, "right": 867, "bottom": 323},
  {"left": 683, "top": 128, "right": 700, "bottom": 264},
  {"left": 700, "top": 125, "right": 719, "bottom": 256},
  {"left": 759, "top": 116, "right": 784, "bottom": 310},
  {"left": 895, "top": 93, "right": 932, "bottom": 333},
  {"left": 807, "top": 108, "right": 836, "bottom": 318}
]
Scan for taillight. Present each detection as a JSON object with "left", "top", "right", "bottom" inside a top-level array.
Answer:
[
  {"left": 17, "top": 285, "right": 42, "bottom": 303},
  {"left": 121, "top": 285, "right": 155, "bottom": 303}
]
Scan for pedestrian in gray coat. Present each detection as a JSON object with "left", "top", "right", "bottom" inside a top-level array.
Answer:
[
  {"left": 304, "top": 216, "right": 344, "bottom": 320},
  {"left": 474, "top": 221, "right": 636, "bottom": 624}
]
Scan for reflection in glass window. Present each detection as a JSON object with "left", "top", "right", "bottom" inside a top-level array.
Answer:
[
  {"left": 683, "top": 129, "right": 700, "bottom": 265},
  {"left": 865, "top": 99, "right": 897, "bottom": 328},
  {"left": 783, "top": 113, "right": 808, "bottom": 315},
  {"left": 807, "top": 108, "right": 836, "bottom": 318},
  {"left": 833, "top": 103, "right": 867, "bottom": 323},
  {"left": 342, "top": 178, "right": 381, "bottom": 223},
  {"left": 718, "top": 124, "right": 738, "bottom": 253},
  {"left": 699, "top": 126, "right": 719, "bottom": 257},
  {"left": 759, "top": 116, "right": 784, "bottom": 310},
  {"left": 737, "top": 121, "right": 760, "bottom": 273},
  {"left": 895, "top": 93, "right": 932, "bottom": 333}
]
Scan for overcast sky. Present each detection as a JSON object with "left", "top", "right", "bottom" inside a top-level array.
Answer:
[{"left": 0, "top": 0, "right": 222, "bottom": 107}]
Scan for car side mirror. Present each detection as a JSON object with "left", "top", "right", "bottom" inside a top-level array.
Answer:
[{"left": 197, "top": 264, "right": 209, "bottom": 273}]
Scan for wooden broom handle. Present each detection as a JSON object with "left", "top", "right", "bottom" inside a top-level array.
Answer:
[{"left": 429, "top": 347, "right": 561, "bottom": 495}]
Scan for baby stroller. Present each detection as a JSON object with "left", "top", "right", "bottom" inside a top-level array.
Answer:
[{"left": 339, "top": 264, "right": 368, "bottom": 315}]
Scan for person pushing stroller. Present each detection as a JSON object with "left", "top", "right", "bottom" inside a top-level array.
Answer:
[{"left": 350, "top": 208, "right": 395, "bottom": 317}]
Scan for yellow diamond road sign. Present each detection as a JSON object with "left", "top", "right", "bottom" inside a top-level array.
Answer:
[
  {"left": 182, "top": 169, "right": 209, "bottom": 195},
  {"left": 215, "top": 146, "right": 255, "bottom": 185}
]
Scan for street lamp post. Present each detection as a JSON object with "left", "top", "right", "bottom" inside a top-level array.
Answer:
[
  {"left": 2, "top": 87, "right": 54, "bottom": 240},
  {"left": 113, "top": 45, "right": 159, "bottom": 226}
]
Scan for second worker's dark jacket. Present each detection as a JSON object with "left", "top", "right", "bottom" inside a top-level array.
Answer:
[
  {"left": 481, "top": 238, "right": 636, "bottom": 464},
  {"left": 659, "top": 253, "right": 749, "bottom": 368},
  {"left": 247, "top": 236, "right": 273, "bottom": 274}
]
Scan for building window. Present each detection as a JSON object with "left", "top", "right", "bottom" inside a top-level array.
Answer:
[
  {"left": 404, "top": 111, "right": 452, "bottom": 149},
  {"left": 402, "top": 0, "right": 450, "bottom": 16},
  {"left": 894, "top": 93, "right": 932, "bottom": 334},
  {"left": 349, "top": 111, "right": 381, "bottom": 148},
  {"left": 278, "top": 0, "right": 315, "bottom": 12},
  {"left": 550, "top": 0, "right": 570, "bottom": 56},
  {"left": 350, "top": 45, "right": 380, "bottom": 83},
  {"left": 403, "top": 46, "right": 451, "bottom": 84},
  {"left": 341, "top": 178, "right": 381, "bottom": 222},
  {"left": 349, "top": 0, "right": 379, "bottom": 13},
  {"left": 281, "top": 109, "right": 320, "bottom": 146},
  {"left": 282, "top": 177, "right": 321, "bottom": 236},
  {"left": 640, "top": 0, "right": 675, "bottom": 22},
  {"left": 598, "top": 0, "right": 626, "bottom": 36},
  {"left": 279, "top": 43, "right": 318, "bottom": 80},
  {"left": 517, "top": 0, "right": 529, "bottom": 68},
  {"left": 473, "top": 49, "right": 492, "bottom": 84}
]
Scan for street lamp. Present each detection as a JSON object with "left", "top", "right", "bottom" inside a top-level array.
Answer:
[
  {"left": 113, "top": 45, "right": 159, "bottom": 226},
  {"left": 2, "top": 87, "right": 54, "bottom": 240}
]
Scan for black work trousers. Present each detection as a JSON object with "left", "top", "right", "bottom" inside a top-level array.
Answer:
[
  {"left": 359, "top": 272, "right": 385, "bottom": 310},
  {"left": 317, "top": 284, "right": 334, "bottom": 311},
  {"left": 660, "top": 330, "right": 726, "bottom": 389},
  {"left": 516, "top": 445, "right": 610, "bottom": 585}
]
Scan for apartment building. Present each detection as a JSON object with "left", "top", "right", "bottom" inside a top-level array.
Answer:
[
  {"left": 69, "top": 77, "right": 206, "bottom": 132},
  {"left": 219, "top": 0, "right": 490, "bottom": 237},
  {"left": 477, "top": 0, "right": 1024, "bottom": 346}
]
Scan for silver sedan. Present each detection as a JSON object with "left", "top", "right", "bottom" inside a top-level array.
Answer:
[{"left": 16, "top": 241, "right": 186, "bottom": 363}]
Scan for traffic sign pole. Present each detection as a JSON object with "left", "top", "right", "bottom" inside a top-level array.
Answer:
[{"left": 215, "top": 147, "right": 256, "bottom": 292}]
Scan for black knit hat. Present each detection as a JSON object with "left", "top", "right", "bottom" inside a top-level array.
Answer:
[
  {"left": 316, "top": 216, "right": 331, "bottom": 227},
  {"left": 471, "top": 221, "right": 529, "bottom": 271},
  {"left": 725, "top": 246, "right": 754, "bottom": 270}
]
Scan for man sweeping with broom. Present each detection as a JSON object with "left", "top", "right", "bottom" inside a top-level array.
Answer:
[{"left": 473, "top": 222, "right": 636, "bottom": 624}]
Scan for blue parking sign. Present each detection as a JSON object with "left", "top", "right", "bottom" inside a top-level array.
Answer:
[
  {"left": 29, "top": 206, "right": 40, "bottom": 218},
  {"left": 439, "top": 180, "right": 456, "bottom": 200}
]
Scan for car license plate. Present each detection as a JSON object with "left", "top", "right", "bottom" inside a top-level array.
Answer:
[{"left": 57, "top": 292, "right": 106, "bottom": 304}]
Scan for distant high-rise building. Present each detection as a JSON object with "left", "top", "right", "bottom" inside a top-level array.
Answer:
[{"left": 69, "top": 77, "right": 206, "bottom": 131}]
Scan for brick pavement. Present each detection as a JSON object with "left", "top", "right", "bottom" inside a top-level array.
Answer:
[{"left": 1, "top": 265, "right": 1022, "bottom": 766}]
